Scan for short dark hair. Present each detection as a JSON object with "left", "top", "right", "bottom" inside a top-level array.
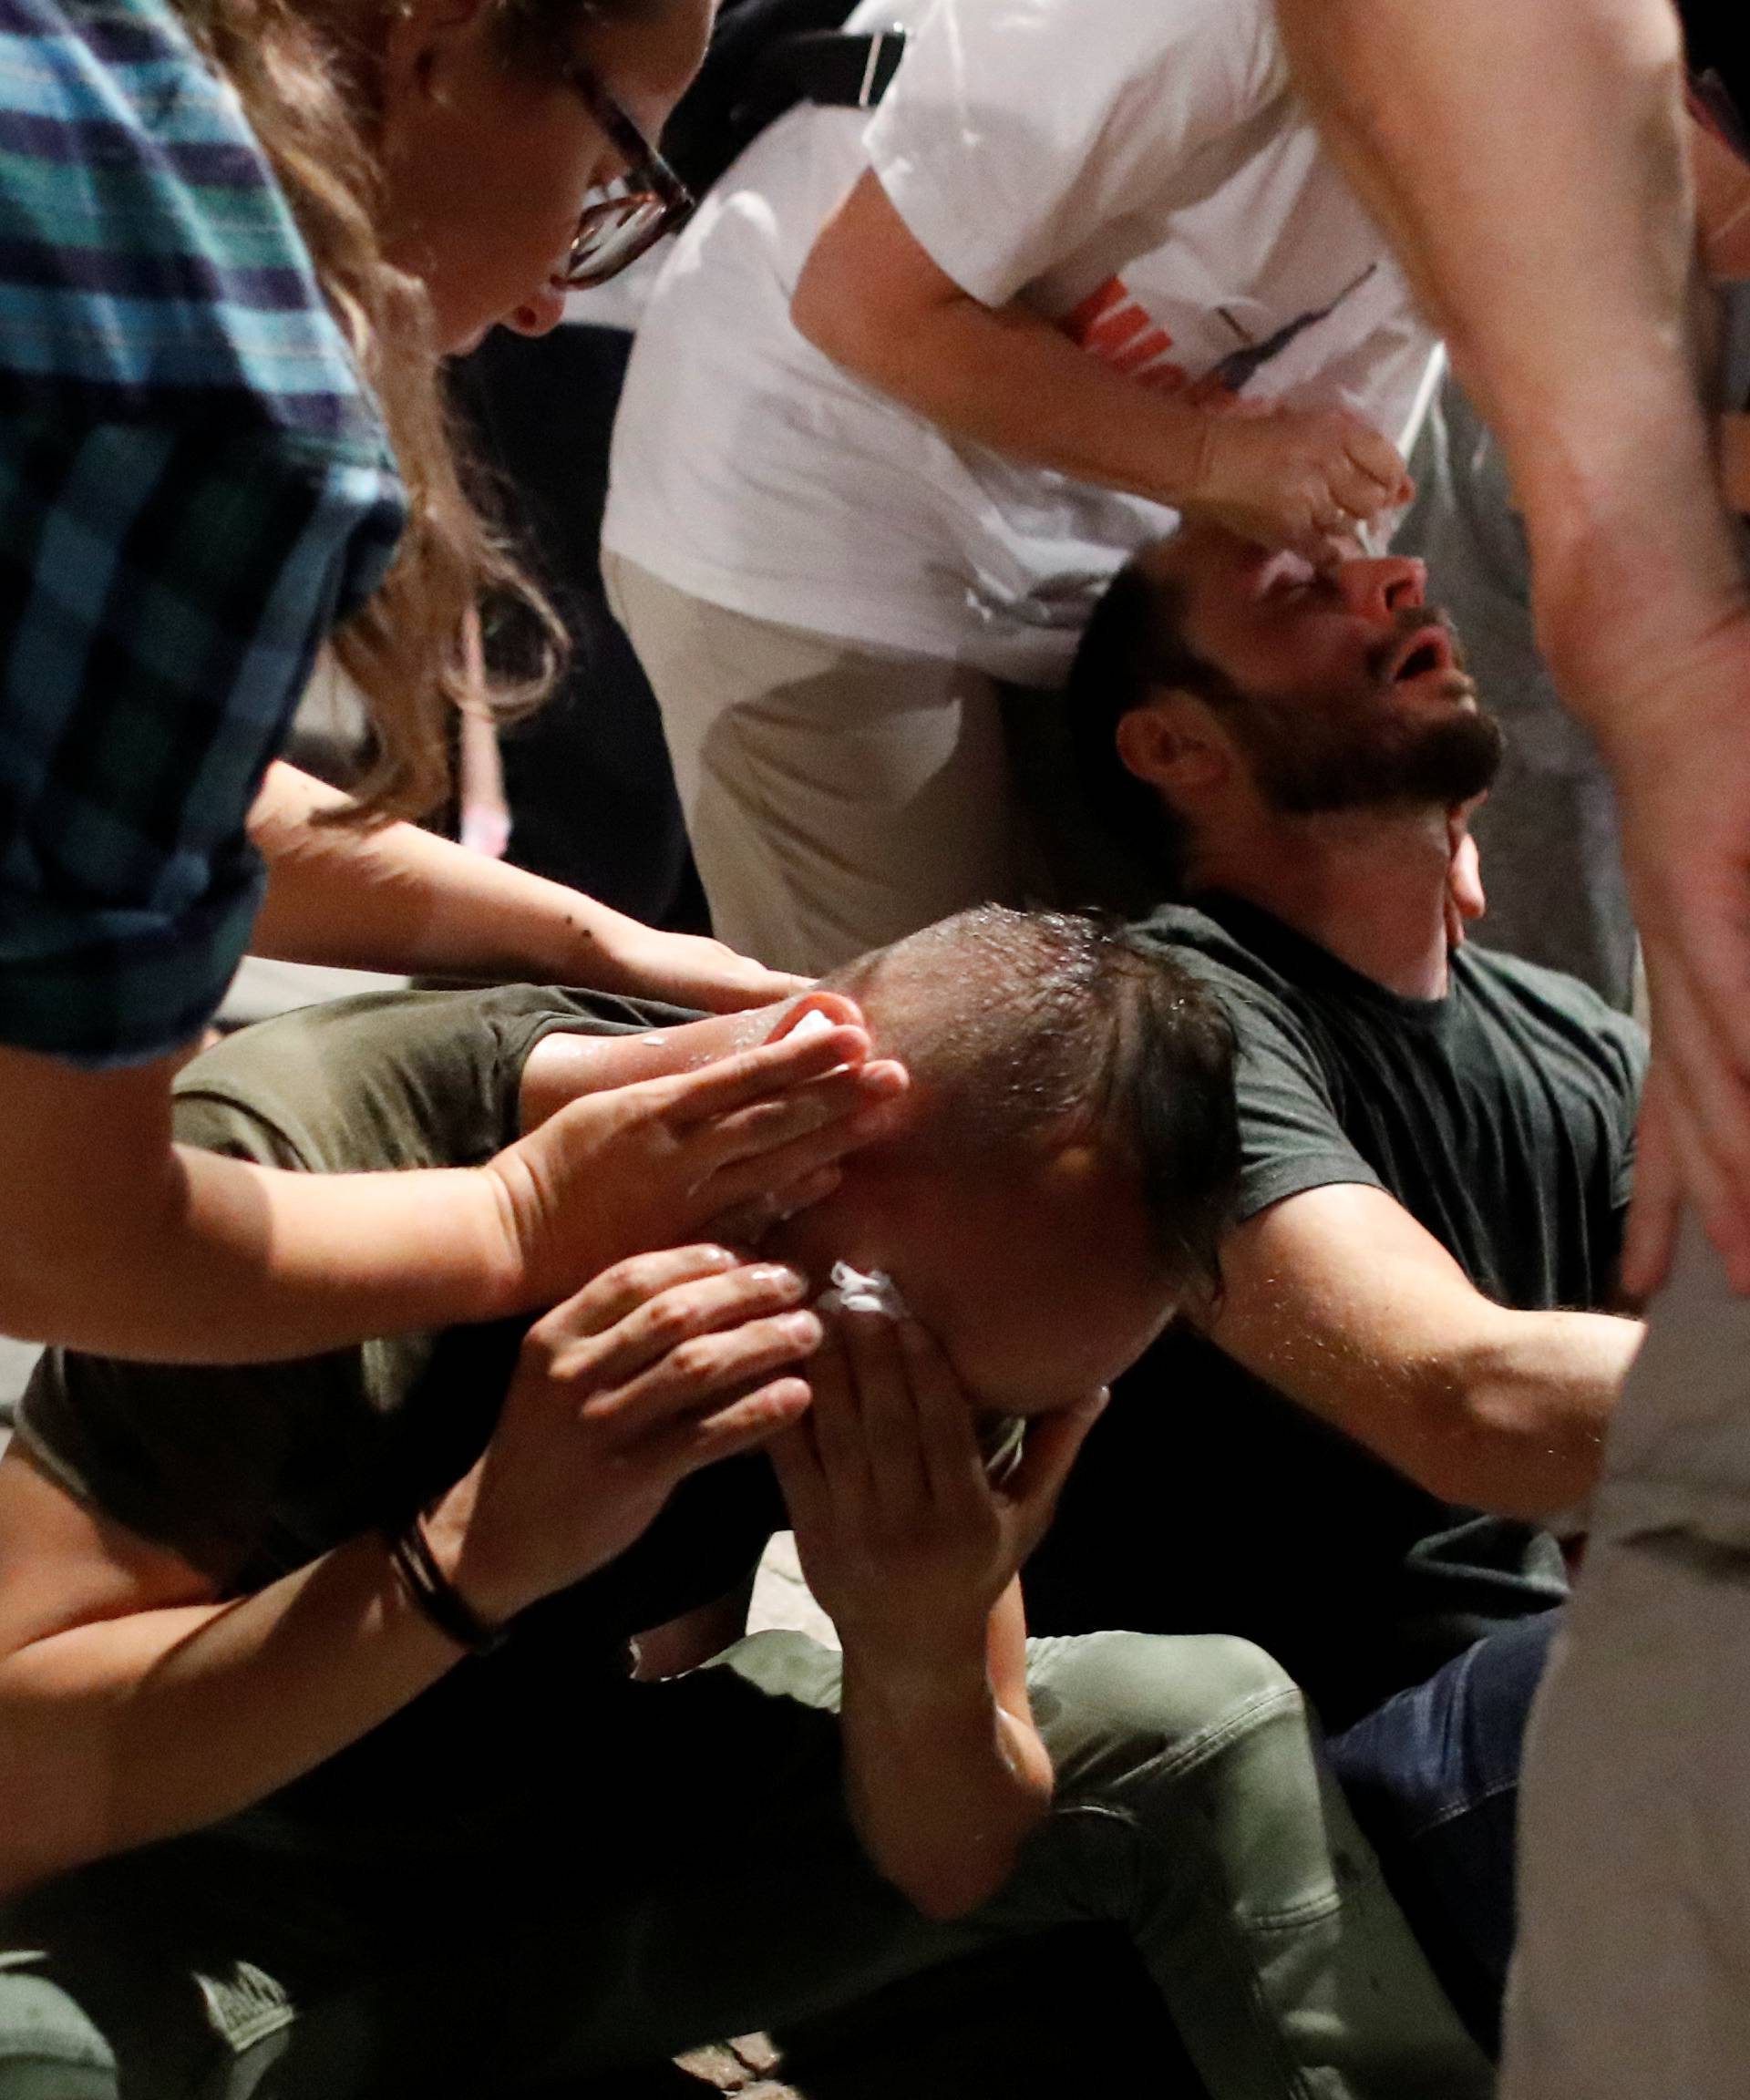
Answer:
[
  {"left": 825, "top": 906, "right": 1240, "bottom": 1296},
  {"left": 1065, "top": 559, "right": 1240, "bottom": 893}
]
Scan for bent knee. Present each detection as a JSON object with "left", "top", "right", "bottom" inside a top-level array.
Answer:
[{"left": 1027, "top": 1631, "right": 1303, "bottom": 1785}]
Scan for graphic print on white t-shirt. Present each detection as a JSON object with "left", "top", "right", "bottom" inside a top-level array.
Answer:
[{"left": 604, "top": 0, "right": 1441, "bottom": 685}]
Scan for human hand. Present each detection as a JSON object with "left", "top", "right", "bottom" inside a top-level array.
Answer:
[
  {"left": 1183, "top": 401, "right": 1413, "bottom": 562},
  {"left": 577, "top": 919, "right": 811, "bottom": 1014},
  {"left": 1602, "top": 608, "right": 1750, "bottom": 1295},
  {"left": 769, "top": 1310, "right": 1106, "bottom": 1671},
  {"left": 487, "top": 1014, "right": 908, "bottom": 1312},
  {"left": 429, "top": 1247, "right": 822, "bottom": 1621}
]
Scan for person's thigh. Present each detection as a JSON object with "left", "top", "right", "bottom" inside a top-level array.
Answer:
[
  {"left": 603, "top": 555, "right": 1023, "bottom": 973},
  {"left": 1505, "top": 1217, "right": 1750, "bottom": 2100},
  {"left": 1328, "top": 1611, "right": 1560, "bottom": 2052},
  {"left": 987, "top": 1632, "right": 1492, "bottom": 2100},
  {"left": 0, "top": 1629, "right": 1489, "bottom": 2100}
]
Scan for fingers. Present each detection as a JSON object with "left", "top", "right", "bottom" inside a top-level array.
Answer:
[
  {"left": 839, "top": 1310, "right": 932, "bottom": 1519},
  {"left": 1342, "top": 419, "right": 1412, "bottom": 500},
  {"left": 528, "top": 1244, "right": 745, "bottom": 1348},
  {"left": 702, "top": 1060, "right": 910, "bottom": 1172},
  {"left": 767, "top": 1418, "right": 829, "bottom": 1534},
  {"left": 654, "top": 1375, "right": 816, "bottom": 1480},
  {"left": 895, "top": 1319, "right": 987, "bottom": 1515},
  {"left": 594, "top": 1305, "right": 825, "bottom": 1442},
  {"left": 1005, "top": 1390, "right": 1109, "bottom": 1551},
  {"left": 657, "top": 1021, "right": 877, "bottom": 1127},
  {"left": 804, "top": 1326, "right": 874, "bottom": 1519},
  {"left": 569, "top": 1259, "right": 813, "bottom": 1390},
  {"left": 700, "top": 1076, "right": 908, "bottom": 1219}
]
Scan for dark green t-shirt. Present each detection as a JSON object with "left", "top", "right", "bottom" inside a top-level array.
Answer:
[
  {"left": 16, "top": 985, "right": 785, "bottom": 1820},
  {"left": 1025, "top": 896, "right": 1647, "bottom": 1727}
]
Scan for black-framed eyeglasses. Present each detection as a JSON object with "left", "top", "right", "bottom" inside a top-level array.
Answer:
[{"left": 561, "top": 67, "right": 696, "bottom": 289}]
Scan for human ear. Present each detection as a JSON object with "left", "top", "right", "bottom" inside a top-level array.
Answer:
[
  {"left": 762, "top": 990, "right": 866, "bottom": 1047},
  {"left": 379, "top": 0, "right": 491, "bottom": 118},
  {"left": 1115, "top": 698, "right": 1229, "bottom": 798}
]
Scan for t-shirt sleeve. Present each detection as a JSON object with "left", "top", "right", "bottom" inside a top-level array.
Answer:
[
  {"left": 10, "top": 988, "right": 699, "bottom": 1579},
  {"left": 863, "top": 0, "right": 1286, "bottom": 308},
  {"left": 0, "top": 417, "right": 403, "bottom": 1068},
  {"left": 1194, "top": 962, "right": 1386, "bottom": 1221}
]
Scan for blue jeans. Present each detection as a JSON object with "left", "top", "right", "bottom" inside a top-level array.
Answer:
[{"left": 1328, "top": 1610, "right": 1560, "bottom": 2055}]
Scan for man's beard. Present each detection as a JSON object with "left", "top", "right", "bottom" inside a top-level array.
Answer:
[{"left": 1230, "top": 623, "right": 1506, "bottom": 818}]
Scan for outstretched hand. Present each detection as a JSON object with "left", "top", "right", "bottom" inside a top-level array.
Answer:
[
  {"left": 770, "top": 1308, "right": 1106, "bottom": 1666},
  {"left": 487, "top": 1012, "right": 908, "bottom": 1312}
]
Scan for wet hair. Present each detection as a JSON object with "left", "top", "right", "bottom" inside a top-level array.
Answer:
[
  {"left": 1064, "top": 558, "right": 1239, "bottom": 896},
  {"left": 824, "top": 906, "right": 1240, "bottom": 1296},
  {"left": 174, "top": 0, "right": 672, "bottom": 820}
]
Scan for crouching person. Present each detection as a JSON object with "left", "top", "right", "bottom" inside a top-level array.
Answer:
[{"left": 0, "top": 910, "right": 1490, "bottom": 2099}]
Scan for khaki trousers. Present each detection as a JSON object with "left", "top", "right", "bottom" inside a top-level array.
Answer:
[
  {"left": 604, "top": 553, "right": 1025, "bottom": 975},
  {"left": 1503, "top": 1211, "right": 1750, "bottom": 2098}
]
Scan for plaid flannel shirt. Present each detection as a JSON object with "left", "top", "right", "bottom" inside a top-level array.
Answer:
[{"left": 1, "top": 0, "right": 407, "bottom": 1066}]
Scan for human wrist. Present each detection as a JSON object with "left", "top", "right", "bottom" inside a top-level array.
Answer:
[
  {"left": 839, "top": 1615, "right": 993, "bottom": 1703},
  {"left": 1140, "top": 395, "right": 1221, "bottom": 510},
  {"left": 422, "top": 1470, "right": 537, "bottom": 1627}
]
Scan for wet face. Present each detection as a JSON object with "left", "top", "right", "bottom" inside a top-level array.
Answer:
[
  {"left": 1145, "top": 525, "right": 1504, "bottom": 815},
  {"left": 377, "top": 0, "right": 710, "bottom": 354},
  {"left": 767, "top": 1131, "right": 1179, "bottom": 1417}
]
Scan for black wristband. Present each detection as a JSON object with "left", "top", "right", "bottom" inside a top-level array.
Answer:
[{"left": 384, "top": 1515, "right": 510, "bottom": 1656}]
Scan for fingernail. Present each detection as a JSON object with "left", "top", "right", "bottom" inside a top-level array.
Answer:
[
  {"left": 780, "top": 1311, "right": 822, "bottom": 1344},
  {"left": 752, "top": 1263, "right": 806, "bottom": 1298}
]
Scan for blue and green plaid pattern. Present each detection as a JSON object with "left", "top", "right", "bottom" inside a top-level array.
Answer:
[{"left": 2, "top": 0, "right": 407, "bottom": 1065}]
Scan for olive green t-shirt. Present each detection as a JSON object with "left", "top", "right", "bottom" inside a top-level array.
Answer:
[{"left": 16, "top": 985, "right": 786, "bottom": 1818}]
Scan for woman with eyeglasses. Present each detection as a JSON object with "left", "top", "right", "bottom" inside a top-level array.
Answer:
[{"left": 0, "top": 0, "right": 899, "bottom": 1367}]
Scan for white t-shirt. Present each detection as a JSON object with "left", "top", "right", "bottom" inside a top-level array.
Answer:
[{"left": 604, "top": 0, "right": 1439, "bottom": 687}]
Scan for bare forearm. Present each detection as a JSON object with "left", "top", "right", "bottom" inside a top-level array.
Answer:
[
  {"left": 795, "top": 250, "right": 1209, "bottom": 510},
  {"left": 0, "top": 1538, "right": 460, "bottom": 1896},
  {"left": 248, "top": 762, "right": 647, "bottom": 986},
  {"left": 1279, "top": 0, "right": 1745, "bottom": 715},
  {"left": 838, "top": 1639, "right": 1053, "bottom": 1920},
  {"left": 0, "top": 1136, "right": 516, "bottom": 1362},
  {"left": 1432, "top": 1308, "right": 1643, "bottom": 1518}
]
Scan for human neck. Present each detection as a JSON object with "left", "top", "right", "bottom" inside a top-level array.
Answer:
[{"left": 1188, "top": 805, "right": 1454, "bottom": 1000}]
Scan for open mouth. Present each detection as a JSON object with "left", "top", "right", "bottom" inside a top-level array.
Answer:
[{"left": 1387, "top": 623, "right": 1457, "bottom": 684}]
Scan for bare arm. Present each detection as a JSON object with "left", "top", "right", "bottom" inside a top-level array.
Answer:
[
  {"left": 0, "top": 1251, "right": 820, "bottom": 1895},
  {"left": 773, "top": 1315, "right": 1098, "bottom": 1920},
  {"left": 0, "top": 1012, "right": 901, "bottom": 1360},
  {"left": 1276, "top": 0, "right": 1750, "bottom": 1292},
  {"left": 792, "top": 172, "right": 1411, "bottom": 561},
  {"left": 1205, "top": 1184, "right": 1642, "bottom": 1520},
  {"left": 0, "top": 1446, "right": 463, "bottom": 1897},
  {"left": 248, "top": 762, "right": 804, "bottom": 1013}
]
